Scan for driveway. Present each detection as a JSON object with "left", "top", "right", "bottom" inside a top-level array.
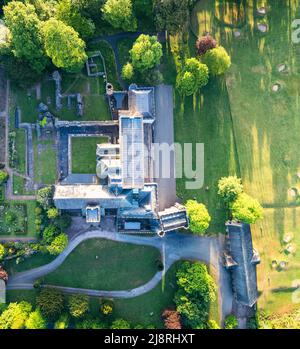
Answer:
[{"left": 154, "top": 85, "right": 177, "bottom": 211}]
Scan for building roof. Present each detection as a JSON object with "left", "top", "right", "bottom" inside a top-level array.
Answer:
[
  {"left": 129, "top": 89, "right": 152, "bottom": 115},
  {"left": 158, "top": 203, "right": 189, "bottom": 232},
  {"left": 119, "top": 115, "right": 144, "bottom": 189},
  {"left": 225, "top": 222, "right": 260, "bottom": 307}
]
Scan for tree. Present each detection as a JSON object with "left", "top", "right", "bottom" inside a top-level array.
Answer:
[
  {"left": 185, "top": 200, "right": 211, "bottom": 234},
  {"left": 37, "top": 186, "right": 53, "bottom": 210},
  {"left": 54, "top": 313, "right": 70, "bottom": 329},
  {"left": 218, "top": 175, "right": 243, "bottom": 204},
  {"left": 0, "top": 244, "right": 5, "bottom": 261},
  {"left": 54, "top": 213, "right": 72, "bottom": 231},
  {"left": 154, "top": 0, "right": 190, "bottom": 35},
  {"left": 111, "top": 318, "right": 131, "bottom": 329},
  {"left": 162, "top": 309, "right": 182, "bottom": 329},
  {"left": 201, "top": 46, "right": 231, "bottom": 76},
  {"left": 0, "top": 301, "right": 32, "bottom": 329},
  {"left": 25, "top": 0, "right": 58, "bottom": 20},
  {"left": 0, "top": 169, "right": 8, "bottom": 184},
  {"left": 42, "top": 225, "right": 59, "bottom": 244},
  {"left": 3, "top": 1, "right": 47, "bottom": 73},
  {"left": 102, "top": 0, "right": 137, "bottom": 32},
  {"left": 174, "top": 262, "right": 216, "bottom": 328},
  {"left": 56, "top": 0, "right": 95, "bottom": 39},
  {"left": 231, "top": 193, "right": 264, "bottom": 224},
  {"left": 25, "top": 309, "right": 47, "bottom": 329},
  {"left": 47, "top": 207, "right": 59, "bottom": 219},
  {"left": 68, "top": 294, "right": 89, "bottom": 318},
  {"left": 176, "top": 58, "right": 209, "bottom": 96},
  {"left": 196, "top": 35, "right": 217, "bottom": 55},
  {"left": 133, "top": 0, "right": 153, "bottom": 18},
  {"left": 47, "top": 233, "right": 68, "bottom": 255},
  {"left": 122, "top": 62, "right": 134, "bottom": 81},
  {"left": 225, "top": 314, "right": 238, "bottom": 329},
  {"left": 37, "top": 288, "right": 64, "bottom": 321},
  {"left": 41, "top": 18, "right": 87, "bottom": 73},
  {"left": 130, "top": 34, "right": 162, "bottom": 72}
]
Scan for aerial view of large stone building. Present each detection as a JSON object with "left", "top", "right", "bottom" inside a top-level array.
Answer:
[{"left": 54, "top": 84, "right": 189, "bottom": 236}]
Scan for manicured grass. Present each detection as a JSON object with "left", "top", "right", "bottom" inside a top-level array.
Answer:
[
  {"left": 187, "top": 0, "right": 300, "bottom": 316},
  {"left": 117, "top": 38, "right": 135, "bottom": 68},
  {"left": 12, "top": 174, "right": 35, "bottom": 196},
  {"left": 14, "top": 129, "right": 26, "bottom": 175},
  {"left": 5, "top": 253, "right": 55, "bottom": 276},
  {"left": 71, "top": 136, "right": 108, "bottom": 174},
  {"left": 33, "top": 131, "right": 57, "bottom": 185},
  {"left": 43, "top": 239, "right": 161, "bottom": 291}
]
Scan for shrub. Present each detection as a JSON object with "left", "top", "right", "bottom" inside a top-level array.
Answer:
[
  {"left": 225, "top": 314, "right": 238, "bottom": 329},
  {"left": 176, "top": 58, "right": 209, "bottom": 96},
  {"left": 42, "top": 225, "right": 58, "bottom": 245},
  {"left": 68, "top": 294, "right": 89, "bottom": 319},
  {"left": 122, "top": 62, "right": 134, "bottom": 80},
  {"left": 185, "top": 200, "right": 211, "bottom": 234},
  {"left": 37, "top": 288, "right": 64, "bottom": 321},
  {"left": 231, "top": 193, "right": 264, "bottom": 224},
  {"left": 54, "top": 313, "right": 70, "bottom": 329},
  {"left": 0, "top": 170, "right": 8, "bottom": 184},
  {"left": 218, "top": 176, "right": 243, "bottom": 204},
  {"left": 196, "top": 35, "right": 217, "bottom": 55},
  {"left": 0, "top": 244, "right": 5, "bottom": 260},
  {"left": 111, "top": 318, "right": 131, "bottom": 329},
  {"left": 37, "top": 187, "right": 53, "bottom": 210},
  {"left": 75, "top": 315, "right": 106, "bottom": 329},
  {"left": 47, "top": 207, "right": 59, "bottom": 219},
  {"left": 162, "top": 309, "right": 182, "bottom": 329},
  {"left": 201, "top": 46, "right": 231, "bottom": 76},
  {"left": 25, "top": 309, "right": 47, "bottom": 329}
]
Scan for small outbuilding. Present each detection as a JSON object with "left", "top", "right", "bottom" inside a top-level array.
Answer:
[{"left": 224, "top": 221, "right": 260, "bottom": 307}]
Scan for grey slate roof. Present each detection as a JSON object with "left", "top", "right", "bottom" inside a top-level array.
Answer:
[{"left": 225, "top": 222, "right": 260, "bottom": 307}]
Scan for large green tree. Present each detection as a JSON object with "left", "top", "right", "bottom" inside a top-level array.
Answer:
[
  {"left": 47, "top": 233, "right": 68, "bottom": 255},
  {"left": 41, "top": 18, "right": 87, "bottom": 73},
  {"left": 185, "top": 200, "right": 211, "bottom": 234},
  {"left": 176, "top": 58, "right": 209, "bottom": 96},
  {"left": 231, "top": 193, "right": 264, "bottom": 224},
  {"left": 37, "top": 288, "right": 65, "bottom": 321},
  {"left": 0, "top": 301, "right": 32, "bottom": 329},
  {"left": 174, "top": 262, "right": 216, "bottom": 328},
  {"left": 3, "top": 1, "right": 47, "bottom": 73},
  {"left": 56, "top": 0, "right": 95, "bottom": 39},
  {"left": 218, "top": 176, "right": 243, "bottom": 204},
  {"left": 201, "top": 46, "right": 231, "bottom": 76},
  {"left": 102, "top": 0, "right": 137, "bottom": 32},
  {"left": 130, "top": 34, "right": 162, "bottom": 71}
]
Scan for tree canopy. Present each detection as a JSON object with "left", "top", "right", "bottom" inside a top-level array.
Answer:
[
  {"left": 111, "top": 318, "right": 131, "bottom": 329},
  {"left": 130, "top": 34, "right": 162, "bottom": 71},
  {"left": 47, "top": 233, "right": 68, "bottom": 255},
  {"left": 68, "top": 294, "right": 89, "bottom": 318},
  {"left": 174, "top": 262, "right": 216, "bottom": 328},
  {"left": 37, "top": 288, "right": 64, "bottom": 321},
  {"left": 201, "top": 46, "right": 231, "bottom": 75},
  {"left": 185, "top": 200, "right": 211, "bottom": 234},
  {"left": 3, "top": 1, "right": 47, "bottom": 73},
  {"left": 218, "top": 175, "right": 243, "bottom": 204},
  {"left": 102, "top": 0, "right": 137, "bottom": 32},
  {"left": 0, "top": 301, "right": 32, "bottom": 329},
  {"left": 0, "top": 244, "right": 5, "bottom": 260},
  {"left": 56, "top": 0, "right": 95, "bottom": 39},
  {"left": 176, "top": 58, "right": 209, "bottom": 96},
  {"left": 231, "top": 193, "right": 264, "bottom": 224},
  {"left": 25, "top": 309, "right": 47, "bottom": 329},
  {"left": 41, "top": 18, "right": 87, "bottom": 73}
]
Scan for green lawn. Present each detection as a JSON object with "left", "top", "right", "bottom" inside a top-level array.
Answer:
[
  {"left": 71, "top": 136, "right": 108, "bottom": 174},
  {"left": 177, "top": 0, "right": 300, "bottom": 316},
  {"left": 12, "top": 174, "right": 35, "bottom": 196},
  {"left": 43, "top": 239, "right": 161, "bottom": 291},
  {"left": 33, "top": 131, "right": 57, "bottom": 184}
]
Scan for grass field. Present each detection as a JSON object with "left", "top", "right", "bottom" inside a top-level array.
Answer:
[
  {"left": 33, "top": 131, "right": 57, "bottom": 184},
  {"left": 43, "top": 239, "right": 161, "bottom": 291},
  {"left": 71, "top": 136, "right": 108, "bottom": 174},
  {"left": 179, "top": 0, "right": 300, "bottom": 315}
]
